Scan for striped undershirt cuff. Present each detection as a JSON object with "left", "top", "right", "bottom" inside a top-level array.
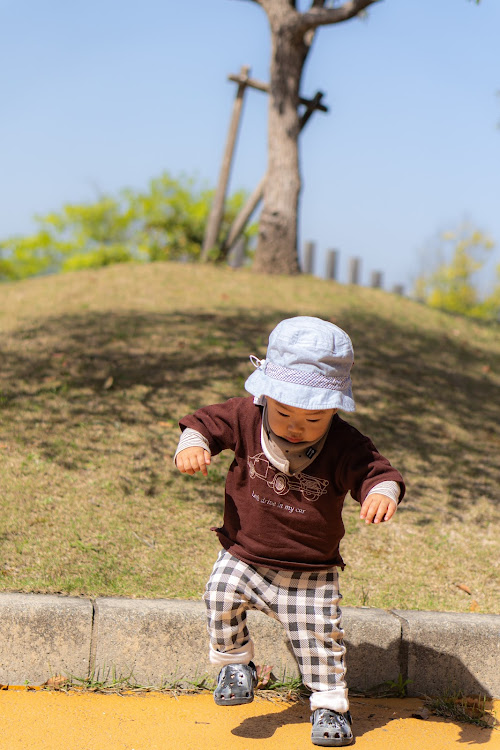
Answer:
[
  {"left": 366, "top": 480, "right": 400, "bottom": 505},
  {"left": 174, "top": 428, "right": 210, "bottom": 465}
]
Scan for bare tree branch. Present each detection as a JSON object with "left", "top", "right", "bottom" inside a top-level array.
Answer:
[{"left": 297, "top": 0, "right": 381, "bottom": 30}]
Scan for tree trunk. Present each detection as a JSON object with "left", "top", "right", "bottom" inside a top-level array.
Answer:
[{"left": 253, "top": 10, "right": 311, "bottom": 275}]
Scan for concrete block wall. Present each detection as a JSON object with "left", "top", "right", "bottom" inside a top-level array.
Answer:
[
  {"left": 0, "top": 594, "right": 498, "bottom": 698},
  {"left": 0, "top": 595, "right": 92, "bottom": 685}
]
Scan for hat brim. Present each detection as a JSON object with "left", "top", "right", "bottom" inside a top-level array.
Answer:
[{"left": 245, "top": 368, "right": 356, "bottom": 412}]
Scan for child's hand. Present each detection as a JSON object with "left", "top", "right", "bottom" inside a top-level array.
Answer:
[
  {"left": 360, "top": 493, "right": 397, "bottom": 524},
  {"left": 176, "top": 447, "right": 211, "bottom": 476}
]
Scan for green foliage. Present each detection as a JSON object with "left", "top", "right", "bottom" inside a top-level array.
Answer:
[
  {"left": 0, "top": 173, "right": 253, "bottom": 281},
  {"left": 383, "top": 674, "right": 412, "bottom": 698},
  {"left": 414, "top": 226, "right": 499, "bottom": 321},
  {"left": 131, "top": 173, "right": 253, "bottom": 263},
  {"left": 62, "top": 245, "right": 135, "bottom": 272}
]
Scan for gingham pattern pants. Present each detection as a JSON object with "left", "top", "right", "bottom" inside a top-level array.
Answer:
[{"left": 203, "top": 549, "right": 346, "bottom": 694}]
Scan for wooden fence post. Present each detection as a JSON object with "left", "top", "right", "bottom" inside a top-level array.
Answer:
[
  {"left": 302, "top": 241, "right": 315, "bottom": 274},
  {"left": 392, "top": 284, "right": 405, "bottom": 296},
  {"left": 370, "top": 271, "right": 383, "bottom": 289},
  {"left": 348, "top": 257, "right": 361, "bottom": 285},
  {"left": 325, "top": 249, "right": 339, "bottom": 281}
]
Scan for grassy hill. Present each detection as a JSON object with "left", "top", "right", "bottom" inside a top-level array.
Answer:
[{"left": 0, "top": 262, "right": 498, "bottom": 613}]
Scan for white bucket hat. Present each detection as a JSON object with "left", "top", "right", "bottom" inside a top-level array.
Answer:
[{"left": 245, "top": 316, "right": 355, "bottom": 411}]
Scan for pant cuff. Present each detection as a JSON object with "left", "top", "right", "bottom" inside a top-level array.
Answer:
[
  {"left": 209, "top": 640, "right": 255, "bottom": 666},
  {"left": 310, "top": 687, "right": 349, "bottom": 713}
]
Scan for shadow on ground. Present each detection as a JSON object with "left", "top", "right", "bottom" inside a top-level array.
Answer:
[
  {"left": 0, "top": 306, "right": 498, "bottom": 512},
  {"left": 231, "top": 696, "right": 495, "bottom": 745},
  {"left": 229, "top": 636, "right": 497, "bottom": 744}
]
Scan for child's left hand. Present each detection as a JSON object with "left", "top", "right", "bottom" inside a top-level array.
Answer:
[{"left": 360, "top": 493, "right": 397, "bottom": 524}]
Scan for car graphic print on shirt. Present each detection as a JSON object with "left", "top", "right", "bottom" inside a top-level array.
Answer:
[{"left": 247, "top": 452, "right": 329, "bottom": 503}]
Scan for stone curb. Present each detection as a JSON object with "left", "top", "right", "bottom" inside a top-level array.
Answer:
[{"left": 0, "top": 594, "right": 498, "bottom": 697}]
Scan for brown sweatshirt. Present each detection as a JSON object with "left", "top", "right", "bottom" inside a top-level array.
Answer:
[{"left": 179, "top": 396, "right": 405, "bottom": 571}]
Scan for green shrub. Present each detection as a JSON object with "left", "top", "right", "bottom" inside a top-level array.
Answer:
[
  {"left": 414, "top": 226, "right": 499, "bottom": 321},
  {"left": 0, "top": 172, "right": 253, "bottom": 281}
]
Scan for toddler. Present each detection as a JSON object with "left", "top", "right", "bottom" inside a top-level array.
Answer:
[{"left": 174, "top": 316, "right": 405, "bottom": 747}]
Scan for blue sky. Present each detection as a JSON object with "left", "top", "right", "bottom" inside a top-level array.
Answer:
[{"left": 1, "top": 0, "right": 499, "bottom": 293}]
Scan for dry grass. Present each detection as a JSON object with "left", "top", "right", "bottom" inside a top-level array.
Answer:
[{"left": 0, "top": 262, "right": 498, "bottom": 613}]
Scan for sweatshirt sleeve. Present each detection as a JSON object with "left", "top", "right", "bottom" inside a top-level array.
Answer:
[
  {"left": 178, "top": 397, "right": 247, "bottom": 456},
  {"left": 336, "top": 425, "right": 405, "bottom": 505}
]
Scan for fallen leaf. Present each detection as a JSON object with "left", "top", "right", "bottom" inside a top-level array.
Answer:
[
  {"left": 255, "top": 664, "right": 273, "bottom": 688},
  {"left": 103, "top": 376, "right": 114, "bottom": 390},
  {"left": 470, "top": 600, "right": 480, "bottom": 612},
  {"left": 455, "top": 583, "right": 472, "bottom": 595},
  {"left": 411, "top": 708, "right": 430, "bottom": 720},
  {"left": 43, "top": 675, "right": 68, "bottom": 689}
]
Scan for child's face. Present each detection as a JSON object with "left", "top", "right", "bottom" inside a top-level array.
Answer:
[{"left": 266, "top": 398, "right": 336, "bottom": 444}]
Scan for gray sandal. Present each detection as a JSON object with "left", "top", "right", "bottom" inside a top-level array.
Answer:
[
  {"left": 214, "top": 662, "right": 257, "bottom": 706},
  {"left": 311, "top": 708, "right": 353, "bottom": 747}
]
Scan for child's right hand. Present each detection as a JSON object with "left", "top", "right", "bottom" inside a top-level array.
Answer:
[{"left": 175, "top": 447, "right": 211, "bottom": 476}]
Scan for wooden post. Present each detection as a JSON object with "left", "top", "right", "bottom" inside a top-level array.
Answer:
[
  {"left": 302, "top": 241, "right": 315, "bottom": 274},
  {"left": 298, "top": 91, "right": 326, "bottom": 129},
  {"left": 221, "top": 91, "right": 328, "bottom": 260},
  {"left": 370, "top": 270, "right": 383, "bottom": 289},
  {"left": 227, "top": 236, "right": 246, "bottom": 268},
  {"left": 201, "top": 65, "right": 250, "bottom": 261},
  {"left": 224, "top": 175, "right": 266, "bottom": 251},
  {"left": 392, "top": 284, "right": 405, "bottom": 296},
  {"left": 348, "top": 257, "right": 361, "bottom": 285},
  {"left": 325, "top": 249, "right": 339, "bottom": 281},
  {"left": 227, "top": 73, "right": 328, "bottom": 115}
]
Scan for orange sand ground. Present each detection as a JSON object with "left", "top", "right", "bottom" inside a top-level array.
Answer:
[{"left": 0, "top": 691, "right": 498, "bottom": 749}]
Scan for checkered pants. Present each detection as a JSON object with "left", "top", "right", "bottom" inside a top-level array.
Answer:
[{"left": 203, "top": 549, "right": 346, "bottom": 694}]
